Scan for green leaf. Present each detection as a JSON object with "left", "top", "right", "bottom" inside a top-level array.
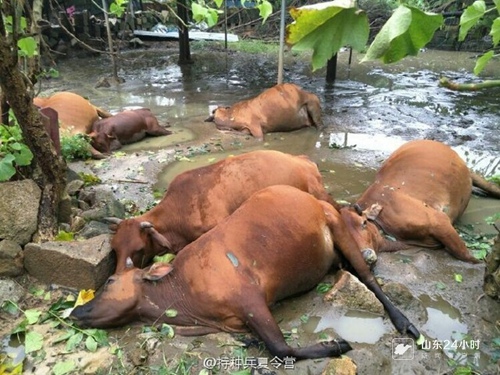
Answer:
[
  {"left": 436, "top": 281, "right": 446, "bottom": 290},
  {"left": 65, "top": 332, "right": 84, "bottom": 352},
  {"left": 160, "top": 323, "right": 175, "bottom": 338},
  {"left": 24, "top": 309, "right": 42, "bottom": 324},
  {"left": 459, "top": 1, "right": 486, "bottom": 41},
  {"left": 257, "top": 0, "right": 273, "bottom": 23},
  {"left": 52, "top": 360, "right": 76, "bottom": 375},
  {"left": 165, "top": 309, "right": 178, "bottom": 317},
  {"left": 25, "top": 331, "right": 44, "bottom": 353},
  {"left": 0, "top": 154, "right": 17, "bottom": 182},
  {"left": 206, "top": 8, "right": 219, "bottom": 28},
  {"left": 17, "top": 37, "right": 38, "bottom": 58},
  {"left": 2, "top": 300, "right": 20, "bottom": 315},
  {"left": 214, "top": 0, "right": 223, "bottom": 8},
  {"left": 192, "top": 3, "right": 208, "bottom": 23},
  {"left": 454, "top": 273, "right": 463, "bottom": 283},
  {"left": 491, "top": 17, "right": 500, "bottom": 46},
  {"left": 53, "top": 329, "right": 76, "bottom": 344},
  {"left": 85, "top": 329, "right": 108, "bottom": 347},
  {"left": 287, "top": 0, "right": 369, "bottom": 71},
  {"left": 363, "top": 5, "right": 443, "bottom": 63},
  {"left": 85, "top": 335, "right": 98, "bottom": 352},
  {"left": 316, "top": 282, "right": 333, "bottom": 294},
  {"left": 13, "top": 145, "right": 33, "bottom": 166}
]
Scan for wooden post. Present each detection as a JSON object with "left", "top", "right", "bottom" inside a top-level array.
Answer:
[
  {"left": 326, "top": 53, "right": 338, "bottom": 83},
  {"left": 177, "top": 0, "right": 192, "bottom": 64}
]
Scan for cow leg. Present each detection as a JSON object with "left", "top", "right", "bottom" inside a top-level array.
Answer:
[
  {"left": 145, "top": 119, "right": 172, "bottom": 136},
  {"left": 320, "top": 202, "right": 421, "bottom": 339},
  {"left": 306, "top": 98, "right": 324, "bottom": 129},
  {"left": 242, "top": 297, "right": 351, "bottom": 360},
  {"left": 430, "top": 212, "right": 480, "bottom": 263}
]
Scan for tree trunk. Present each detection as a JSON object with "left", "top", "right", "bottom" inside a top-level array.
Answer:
[
  {"left": 176, "top": 0, "right": 192, "bottom": 65},
  {"left": 0, "top": 1, "right": 67, "bottom": 241}
]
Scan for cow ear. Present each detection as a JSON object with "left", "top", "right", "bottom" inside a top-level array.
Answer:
[
  {"left": 143, "top": 262, "right": 173, "bottom": 281},
  {"left": 364, "top": 203, "right": 382, "bottom": 221},
  {"left": 88, "top": 131, "right": 97, "bottom": 139},
  {"left": 148, "top": 227, "right": 173, "bottom": 251}
]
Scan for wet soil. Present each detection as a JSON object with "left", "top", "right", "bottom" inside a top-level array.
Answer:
[{"left": 3, "top": 43, "right": 500, "bottom": 374}]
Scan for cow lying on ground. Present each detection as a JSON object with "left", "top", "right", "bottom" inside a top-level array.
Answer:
[
  {"left": 71, "top": 185, "right": 419, "bottom": 359},
  {"left": 204, "top": 83, "right": 324, "bottom": 140},
  {"left": 89, "top": 108, "right": 172, "bottom": 154},
  {"left": 340, "top": 139, "right": 500, "bottom": 264},
  {"left": 33, "top": 92, "right": 112, "bottom": 158},
  {"left": 107, "top": 150, "right": 339, "bottom": 272}
]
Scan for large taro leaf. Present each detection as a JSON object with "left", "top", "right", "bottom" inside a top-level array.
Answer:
[
  {"left": 362, "top": 5, "right": 443, "bottom": 64},
  {"left": 286, "top": 0, "right": 369, "bottom": 71}
]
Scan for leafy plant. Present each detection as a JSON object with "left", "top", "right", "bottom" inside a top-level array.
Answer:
[
  {"left": 60, "top": 133, "right": 93, "bottom": 161},
  {"left": 4, "top": 295, "right": 109, "bottom": 374},
  {"left": 79, "top": 172, "right": 101, "bottom": 186},
  {"left": 55, "top": 230, "right": 75, "bottom": 241},
  {"left": 191, "top": 0, "right": 272, "bottom": 28},
  {"left": 316, "top": 282, "right": 333, "bottom": 294},
  {"left": 109, "top": 0, "right": 128, "bottom": 18},
  {"left": 0, "top": 121, "right": 34, "bottom": 182}
]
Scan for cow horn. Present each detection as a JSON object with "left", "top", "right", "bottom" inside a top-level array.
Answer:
[
  {"left": 140, "top": 221, "right": 154, "bottom": 229},
  {"left": 104, "top": 217, "right": 123, "bottom": 225},
  {"left": 125, "top": 257, "right": 134, "bottom": 269},
  {"left": 353, "top": 203, "right": 363, "bottom": 215}
]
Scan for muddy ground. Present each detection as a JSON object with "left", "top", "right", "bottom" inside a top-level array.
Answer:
[{"left": 1, "top": 42, "right": 500, "bottom": 374}]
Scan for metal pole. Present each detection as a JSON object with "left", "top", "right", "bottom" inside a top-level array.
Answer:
[{"left": 277, "top": 0, "right": 286, "bottom": 84}]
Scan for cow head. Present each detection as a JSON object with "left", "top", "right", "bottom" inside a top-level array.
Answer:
[
  {"left": 105, "top": 217, "right": 173, "bottom": 272},
  {"left": 340, "top": 203, "right": 384, "bottom": 266},
  {"left": 88, "top": 128, "right": 115, "bottom": 154},
  {"left": 70, "top": 257, "right": 174, "bottom": 328}
]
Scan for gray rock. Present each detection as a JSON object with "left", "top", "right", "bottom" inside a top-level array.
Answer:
[
  {"left": 324, "top": 270, "right": 384, "bottom": 315},
  {"left": 78, "top": 220, "right": 111, "bottom": 239},
  {"left": 0, "top": 180, "right": 41, "bottom": 245},
  {"left": 0, "top": 278, "right": 26, "bottom": 306},
  {"left": 24, "top": 234, "right": 115, "bottom": 290},
  {"left": 79, "top": 186, "right": 125, "bottom": 221},
  {"left": 66, "top": 179, "right": 85, "bottom": 196},
  {"left": 0, "top": 240, "right": 24, "bottom": 277}
]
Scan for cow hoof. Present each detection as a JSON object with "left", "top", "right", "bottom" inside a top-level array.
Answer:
[
  {"left": 324, "top": 339, "right": 352, "bottom": 355},
  {"left": 362, "top": 249, "right": 378, "bottom": 267}
]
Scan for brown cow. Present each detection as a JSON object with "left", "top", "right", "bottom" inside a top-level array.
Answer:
[
  {"left": 89, "top": 108, "right": 172, "bottom": 154},
  {"left": 33, "top": 92, "right": 111, "bottom": 134},
  {"left": 107, "top": 150, "right": 339, "bottom": 272},
  {"left": 71, "top": 185, "right": 419, "bottom": 359},
  {"left": 204, "top": 83, "right": 323, "bottom": 140},
  {"left": 340, "top": 139, "right": 500, "bottom": 264},
  {"left": 33, "top": 92, "right": 112, "bottom": 158}
]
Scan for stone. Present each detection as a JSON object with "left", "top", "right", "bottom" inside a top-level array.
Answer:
[
  {"left": 484, "top": 234, "right": 500, "bottom": 299},
  {"left": 0, "top": 180, "right": 41, "bottom": 245},
  {"left": 0, "top": 278, "right": 26, "bottom": 306},
  {"left": 324, "top": 270, "right": 384, "bottom": 315},
  {"left": 66, "top": 179, "right": 85, "bottom": 196},
  {"left": 322, "top": 356, "right": 357, "bottom": 375},
  {"left": 79, "top": 186, "right": 125, "bottom": 221},
  {"left": 78, "top": 221, "right": 110, "bottom": 239},
  {"left": 0, "top": 240, "right": 24, "bottom": 277},
  {"left": 24, "top": 234, "right": 115, "bottom": 290}
]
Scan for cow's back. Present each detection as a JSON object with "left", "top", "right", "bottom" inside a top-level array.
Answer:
[
  {"left": 34, "top": 92, "right": 99, "bottom": 134},
  {"left": 360, "top": 140, "right": 472, "bottom": 219},
  {"left": 151, "top": 150, "right": 333, "bottom": 243}
]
